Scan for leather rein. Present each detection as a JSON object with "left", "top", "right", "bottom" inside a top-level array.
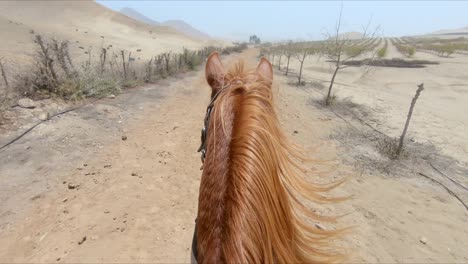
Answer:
[{"left": 197, "top": 84, "right": 229, "bottom": 164}]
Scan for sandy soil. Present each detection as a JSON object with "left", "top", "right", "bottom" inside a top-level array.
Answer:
[
  {"left": 286, "top": 39, "right": 468, "bottom": 166},
  {"left": 1, "top": 49, "right": 467, "bottom": 263}
]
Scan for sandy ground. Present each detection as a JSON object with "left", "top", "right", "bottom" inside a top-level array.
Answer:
[
  {"left": 1, "top": 49, "right": 467, "bottom": 263},
  {"left": 285, "top": 39, "right": 468, "bottom": 166}
]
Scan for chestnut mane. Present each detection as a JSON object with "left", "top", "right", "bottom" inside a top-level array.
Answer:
[{"left": 196, "top": 53, "right": 345, "bottom": 264}]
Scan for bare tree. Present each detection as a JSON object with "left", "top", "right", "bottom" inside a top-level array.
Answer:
[
  {"left": 396, "top": 83, "right": 424, "bottom": 156},
  {"left": 322, "top": 5, "right": 380, "bottom": 105},
  {"left": 294, "top": 45, "right": 312, "bottom": 85},
  {"left": 271, "top": 51, "right": 276, "bottom": 67},
  {"left": 277, "top": 47, "right": 283, "bottom": 70},
  {"left": 283, "top": 42, "right": 294, "bottom": 76}
]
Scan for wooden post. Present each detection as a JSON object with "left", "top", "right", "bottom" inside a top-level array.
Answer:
[
  {"left": 121, "top": 50, "right": 127, "bottom": 79},
  {"left": 0, "top": 59, "right": 9, "bottom": 90},
  {"left": 396, "top": 83, "right": 424, "bottom": 156}
]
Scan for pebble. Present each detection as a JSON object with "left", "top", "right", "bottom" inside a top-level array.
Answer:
[
  {"left": 67, "top": 183, "right": 80, "bottom": 190},
  {"left": 419, "top": 236, "right": 427, "bottom": 244},
  {"left": 38, "top": 112, "right": 49, "bottom": 121},
  {"left": 78, "top": 236, "right": 87, "bottom": 245},
  {"left": 314, "top": 223, "right": 325, "bottom": 230},
  {"left": 17, "top": 98, "right": 36, "bottom": 108}
]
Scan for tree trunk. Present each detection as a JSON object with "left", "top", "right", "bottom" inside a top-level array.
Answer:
[
  {"left": 285, "top": 55, "right": 290, "bottom": 76},
  {"left": 0, "top": 60, "right": 9, "bottom": 89},
  {"left": 298, "top": 60, "right": 304, "bottom": 85},
  {"left": 326, "top": 65, "right": 340, "bottom": 105},
  {"left": 278, "top": 55, "right": 282, "bottom": 70},
  {"left": 297, "top": 51, "right": 308, "bottom": 85},
  {"left": 164, "top": 54, "right": 170, "bottom": 73},
  {"left": 396, "top": 83, "right": 424, "bottom": 156}
]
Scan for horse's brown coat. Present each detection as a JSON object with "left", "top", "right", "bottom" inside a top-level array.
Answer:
[{"left": 196, "top": 52, "right": 345, "bottom": 264}]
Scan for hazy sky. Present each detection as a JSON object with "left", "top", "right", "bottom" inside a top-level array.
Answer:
[{"left": 97, "top": 1, "right": 468, "bottom": 41}]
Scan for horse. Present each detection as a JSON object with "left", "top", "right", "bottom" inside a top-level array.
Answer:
[{"left": 192, "top": 52, "right": 346, "bottom": 264}]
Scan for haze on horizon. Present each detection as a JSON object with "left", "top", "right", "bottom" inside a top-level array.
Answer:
[{"left": 98, "top": 0, "right": 468, "bottom": 42}]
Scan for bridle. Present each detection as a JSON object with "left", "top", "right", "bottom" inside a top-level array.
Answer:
[
  {"left": 193, "top": 79, "right": 241, "bottom": 263},
  {"left": 197, "top": 83, "right": 229, "bottom": 164},
  {"left": 193, "top": 81, "right": 231, "bottom": 263}
]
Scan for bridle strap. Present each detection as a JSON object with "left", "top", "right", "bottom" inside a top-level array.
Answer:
[{"left": 197, "top": 83, "right": 229, "bottom": 164}]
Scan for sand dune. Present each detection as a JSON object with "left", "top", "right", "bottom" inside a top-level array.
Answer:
[{"left": 0, "top": 0, "right": 216, "bottom": 63}]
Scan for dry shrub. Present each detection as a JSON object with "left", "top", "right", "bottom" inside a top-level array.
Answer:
[
  {"left": 377, "top": 41, "right": 388, "bottom": 58},
  {"left": 221, "top": 43, "right": 248, "bottom": 55},
  {"left": 395, "top": 43, "right": 416, "bottom": 57},
  {"left": 376, "top": 136, "right": 401, "bottom": 159},
  {"left": 325, "top": 93, "right": 337, "bottom": 105},
  {"left": 76, "top": 72, "right": 121, "bottom": 99},
  {"left": 5, "top": 35, "right": 248, "bottom": 106}
]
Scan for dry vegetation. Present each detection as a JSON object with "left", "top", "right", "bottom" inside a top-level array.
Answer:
[
  {"left": 401, "top": 36, "right": 468, "bottom": 57},
  {"left": 261, "top": 9, "right": 383, "bottom": 107},
  {"left": 391, "top": 38, "right": 416, "bottom": 57},
  {"left": 377, "top": 39, "right": 388, "bottom": 58},
  {"left": 260, "top": 31, "right": 467, "bottom": 163},
  {"left": 0, "top": 35, "right": 247, "bottom": 121}
]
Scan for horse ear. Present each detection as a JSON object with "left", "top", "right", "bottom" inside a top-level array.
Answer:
[
  {"left": 256, "top": 57, "right": 273, "bottom": 85},
  {"left": 205, "top": 52, "right": 225, "bottom": 93}
]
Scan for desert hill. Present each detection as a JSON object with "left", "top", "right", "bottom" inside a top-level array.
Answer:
[
  {"left": 120, "top": 7, "right": 211, "bottom": 40},
  {"left": 431, "top": 26, "right": 468, "bottom": 35},
  {"left": 329, "top": 31, "right": 365, "bottom": 40},
  {"left": 160, "top": 20, "right": 211, "bottom": 40},
  {"left": 0, "top": 0, "right": 210, "bottom": 63},
  {"left": 120, "top": 7, "right": 160, "bottom": 26},
  {"left": 417, "top": 26, "right": 468, "bottom": 39}
]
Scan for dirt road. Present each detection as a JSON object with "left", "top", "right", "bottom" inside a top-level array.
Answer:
[{"left": 0, "top": 49, "right": 467, "bottom": 263}]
